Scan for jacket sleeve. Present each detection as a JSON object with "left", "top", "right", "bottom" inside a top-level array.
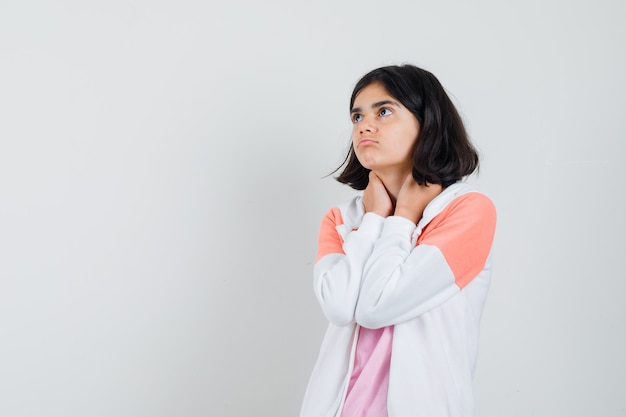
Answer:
[
  {"left": 313, "top": 209, "right": 384, "bottom": 327},
  {"left": 355, "top": 192, "right": 496, "bottom": 329}
]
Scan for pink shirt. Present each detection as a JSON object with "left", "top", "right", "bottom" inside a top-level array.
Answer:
[{"left": 340, "top": 326, "right": 394, "bottom": 417}]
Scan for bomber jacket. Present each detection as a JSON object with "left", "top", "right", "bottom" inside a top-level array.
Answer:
[{"left": 300, "top": 182, "right": 497, "bottom": 417}]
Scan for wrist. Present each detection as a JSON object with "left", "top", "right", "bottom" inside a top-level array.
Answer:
[
  {"left": 394, "top": 206, "right": 422, "bottom": 224},
  {"left": 366, "top": 204, "right": 392, "bottom": 218}
]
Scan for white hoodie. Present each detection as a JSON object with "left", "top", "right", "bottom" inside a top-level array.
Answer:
[{"left": 301, "top": 183, "right": 497, "bottom": 417}]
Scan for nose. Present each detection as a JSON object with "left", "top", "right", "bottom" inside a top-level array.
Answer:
[{"left": 358, "top": 115, "right": 377, "bottom": 135}]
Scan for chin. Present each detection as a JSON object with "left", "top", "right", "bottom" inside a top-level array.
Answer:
[{"left": 356, "top": 157, "right": 375, "bottom": 170}]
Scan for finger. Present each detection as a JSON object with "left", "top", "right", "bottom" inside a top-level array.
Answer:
[{"left": 368, "top": 170, "right": 379, "bottom": 184}]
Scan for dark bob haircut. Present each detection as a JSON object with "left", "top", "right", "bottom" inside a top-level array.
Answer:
[{"left": 335, "top": 64, "right": 479, "bottom": 190}]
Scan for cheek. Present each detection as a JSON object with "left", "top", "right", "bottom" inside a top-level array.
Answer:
[
  {"left": 351, "top": 124, "right": 360, "bottom": 142},
  {"left": 351, "top": 132, "right": 359, "bottom": 148},
  {"left": 395, "top": 127, "right": 418, "bottom": 152}
]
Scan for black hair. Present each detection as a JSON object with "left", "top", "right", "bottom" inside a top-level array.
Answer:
[{"left": 334, "top": 64, "right": 479, "bottom": 189}]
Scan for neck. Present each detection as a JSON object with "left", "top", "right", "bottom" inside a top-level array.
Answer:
[{"left": 373, "top": 168, "right": 412, "bottom": 205}]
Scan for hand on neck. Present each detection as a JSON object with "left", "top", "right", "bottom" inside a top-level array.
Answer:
[{"left": 372, "top": 168, "right": 413, "bottom": 206}]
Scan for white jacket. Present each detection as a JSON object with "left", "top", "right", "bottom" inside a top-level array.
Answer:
[{"left": 301, "top": 183, "right": 497, "bottom": 417}]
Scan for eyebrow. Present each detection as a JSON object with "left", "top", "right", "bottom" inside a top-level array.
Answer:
[{"left": 350, "top": 100, "right": 401, "bottom": 114}]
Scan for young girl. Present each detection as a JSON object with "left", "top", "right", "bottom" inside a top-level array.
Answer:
[{"left": 300, "top": 65, "right": 497, "bottom": 417}]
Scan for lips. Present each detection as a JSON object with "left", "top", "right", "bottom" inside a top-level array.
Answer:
[{"left": 358, "top": 138, "right": 377, "bottom": 147}]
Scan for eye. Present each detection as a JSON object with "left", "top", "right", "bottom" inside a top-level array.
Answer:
[
  {"left": 379, "top": 107, "right": 392, "bottom": 117},
  {"left": 351, "top": 113, "right": 363, "bottom": 123}
]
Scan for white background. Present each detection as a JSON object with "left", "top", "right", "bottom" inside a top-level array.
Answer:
[{"left": 1, "top": 0, "right": 625, "bottom": 416}]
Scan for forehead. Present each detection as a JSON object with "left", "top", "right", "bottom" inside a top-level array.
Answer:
[
  {"left": 353, "top": 82, "right": 395, "bottom": 105},
  {"left": 351, "top": 83, "right": 408, "bottom": 114}
]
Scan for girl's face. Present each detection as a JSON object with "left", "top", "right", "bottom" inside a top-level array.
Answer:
[{"left": 350, "top": 82, "right": 420, "bottom": 175}]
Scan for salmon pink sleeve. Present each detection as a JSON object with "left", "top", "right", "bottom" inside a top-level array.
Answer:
[
  {"left": 315, "top": 208, "right": 345, "bottom": 262},
  {"left": 419, "top": 193, "right": 497, "bottom": 289}
]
